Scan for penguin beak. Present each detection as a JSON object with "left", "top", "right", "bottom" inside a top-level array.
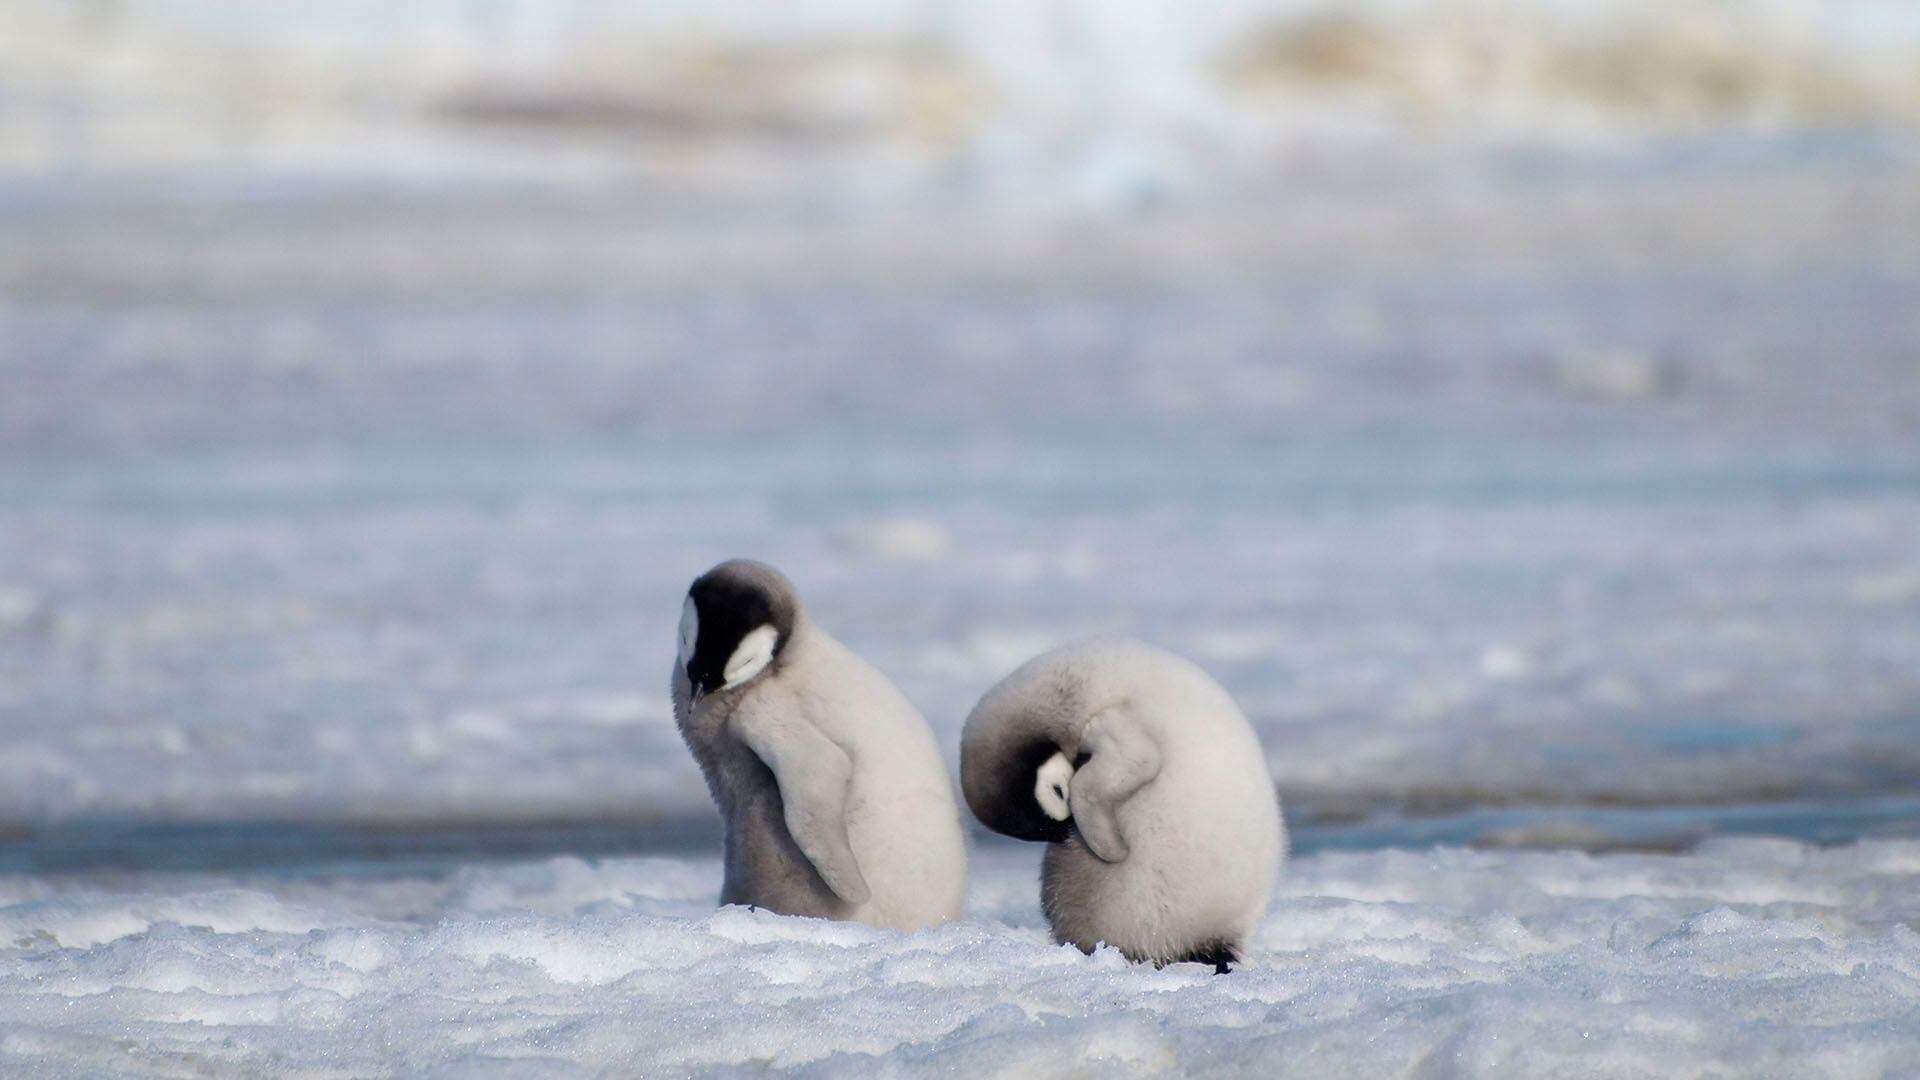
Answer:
[{"left": 687, "top": 666, "right": 709, "bottom": 702}]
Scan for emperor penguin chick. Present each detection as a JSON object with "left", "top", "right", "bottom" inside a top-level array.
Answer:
[
  {"left": 672, "top": 559, "right": 967, "bottom": 931},
  {"left": 961, "top": 640, "right": 1285, "bottom": 970}
]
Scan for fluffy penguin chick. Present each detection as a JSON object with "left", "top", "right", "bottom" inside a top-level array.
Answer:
[
  {"left": 671, "top": 559, "right": 967, "bottom": 931},
  {"left": 961, "top": 639, "right": 1286, "bottom": 970}
]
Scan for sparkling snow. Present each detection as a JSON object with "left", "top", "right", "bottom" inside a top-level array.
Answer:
[{"left": 1, "top": 841, "right": 1917, "bottom": 1075}]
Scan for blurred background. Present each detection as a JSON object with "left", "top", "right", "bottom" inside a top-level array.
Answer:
[{"left": 2, "top": 0, "right": 1918, "bottom": 870}]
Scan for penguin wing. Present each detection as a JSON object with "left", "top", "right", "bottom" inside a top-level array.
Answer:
[
  {"left": 732, "top": 710, "right": 874, "bottom": 906},
  {"left": 1069, "top": 705, "right": 1162, "bottom": 863}
]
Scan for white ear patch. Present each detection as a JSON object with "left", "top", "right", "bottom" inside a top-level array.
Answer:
[
  {"left": 677, "top": 597, "right": 699, "bottom": 668},
  {"left": 1035, "top": 751, "right": 1074, "bottom": 822},
  {"left": 721, "top": 624, "right": 779, "bottom": 689}
]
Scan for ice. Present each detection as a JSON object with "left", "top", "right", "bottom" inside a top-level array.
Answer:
[
  {"left": 6, "top": 135, "right": 1920, "bottom": 838},
  {"left": 7, "top": 245, "right": 1919, "bottom": 841},
  {"left": 0, "top": 840, "right": 1915, "bottom": 1074}
]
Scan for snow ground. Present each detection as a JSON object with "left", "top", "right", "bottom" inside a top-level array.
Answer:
[
  {"left": 5, "top": 153, "right": 1919, "bottom": 840},
  {"left": 1, "top": 839, "right": 1917, "bottom": 1076}
]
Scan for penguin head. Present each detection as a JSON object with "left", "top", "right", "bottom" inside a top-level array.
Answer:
[
  {"left": 960, "top": 736, "right": 1077, "bottom": 844},
  {"left": 680, "top": 559, "right": 800, "bottom": 701},
  {"left": 1034, "top": 751, "right": 1074, "bottom": 822}
]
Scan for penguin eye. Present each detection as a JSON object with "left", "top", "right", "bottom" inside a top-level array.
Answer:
[{"left": 677, "top": 597, "right": 699, "bottom": 667}]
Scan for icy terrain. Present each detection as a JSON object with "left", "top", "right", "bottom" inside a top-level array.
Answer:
[
  {"left": 4, "top": 146, "right": 1919, "bottom": 844},
  {"left": 3, "top": 146, "right": 1917, "bottom": 1071},
  {"left": 2, "top": 840, "right": 1918, "bottom": 1075}
]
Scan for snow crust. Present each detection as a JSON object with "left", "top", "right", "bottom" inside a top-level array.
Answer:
[{"left": 1, "top": 840, "right": 1915, "bottom": 1076}]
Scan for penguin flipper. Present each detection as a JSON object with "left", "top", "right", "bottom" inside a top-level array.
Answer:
[
  {"left": 733, "top": 711, "right": 874, "bottom": 906},
  {"left": 1068, "top": 706, "right": 1162, "bottom": 863}
]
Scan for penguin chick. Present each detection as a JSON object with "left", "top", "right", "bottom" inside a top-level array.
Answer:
[
  {"left": 672, "top": 559, "right": 967, "bottom": 931},
  {"left": 961, "top": 639, "right": 1286, "bottom": 970}
]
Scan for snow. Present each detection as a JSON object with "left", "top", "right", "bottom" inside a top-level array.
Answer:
[
  {"left": 5, "top": 235, "right": 1919, "bottom": 840},
  {"left": 1, "top": 840, "right": 1916, "bottom": 1075},
  {"left": 8, "top": 0, "right": 1920, "bottom": 188},
  {"left": 3, "top": 81, "right": 1916, "bottom": 1075}
]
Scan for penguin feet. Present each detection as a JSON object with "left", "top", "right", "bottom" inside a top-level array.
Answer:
[{"left": 1181, "top": 941, "right": 1239, "bottom": 975}]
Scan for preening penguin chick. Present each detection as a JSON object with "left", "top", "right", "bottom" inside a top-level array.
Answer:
[
  {"left": 671, "top": 559, "right": 968, "bottom": 931},
  {"left": 961, "top": 640, "right": 1286, "bottom": 971}
]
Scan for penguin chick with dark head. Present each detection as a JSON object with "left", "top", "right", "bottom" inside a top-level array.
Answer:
[
  {"left": 961, "top": 639, "right": 1286, "bottom": 971},
  {"left": 672, "top": 559, "right": 967, "bottom": 931}
]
